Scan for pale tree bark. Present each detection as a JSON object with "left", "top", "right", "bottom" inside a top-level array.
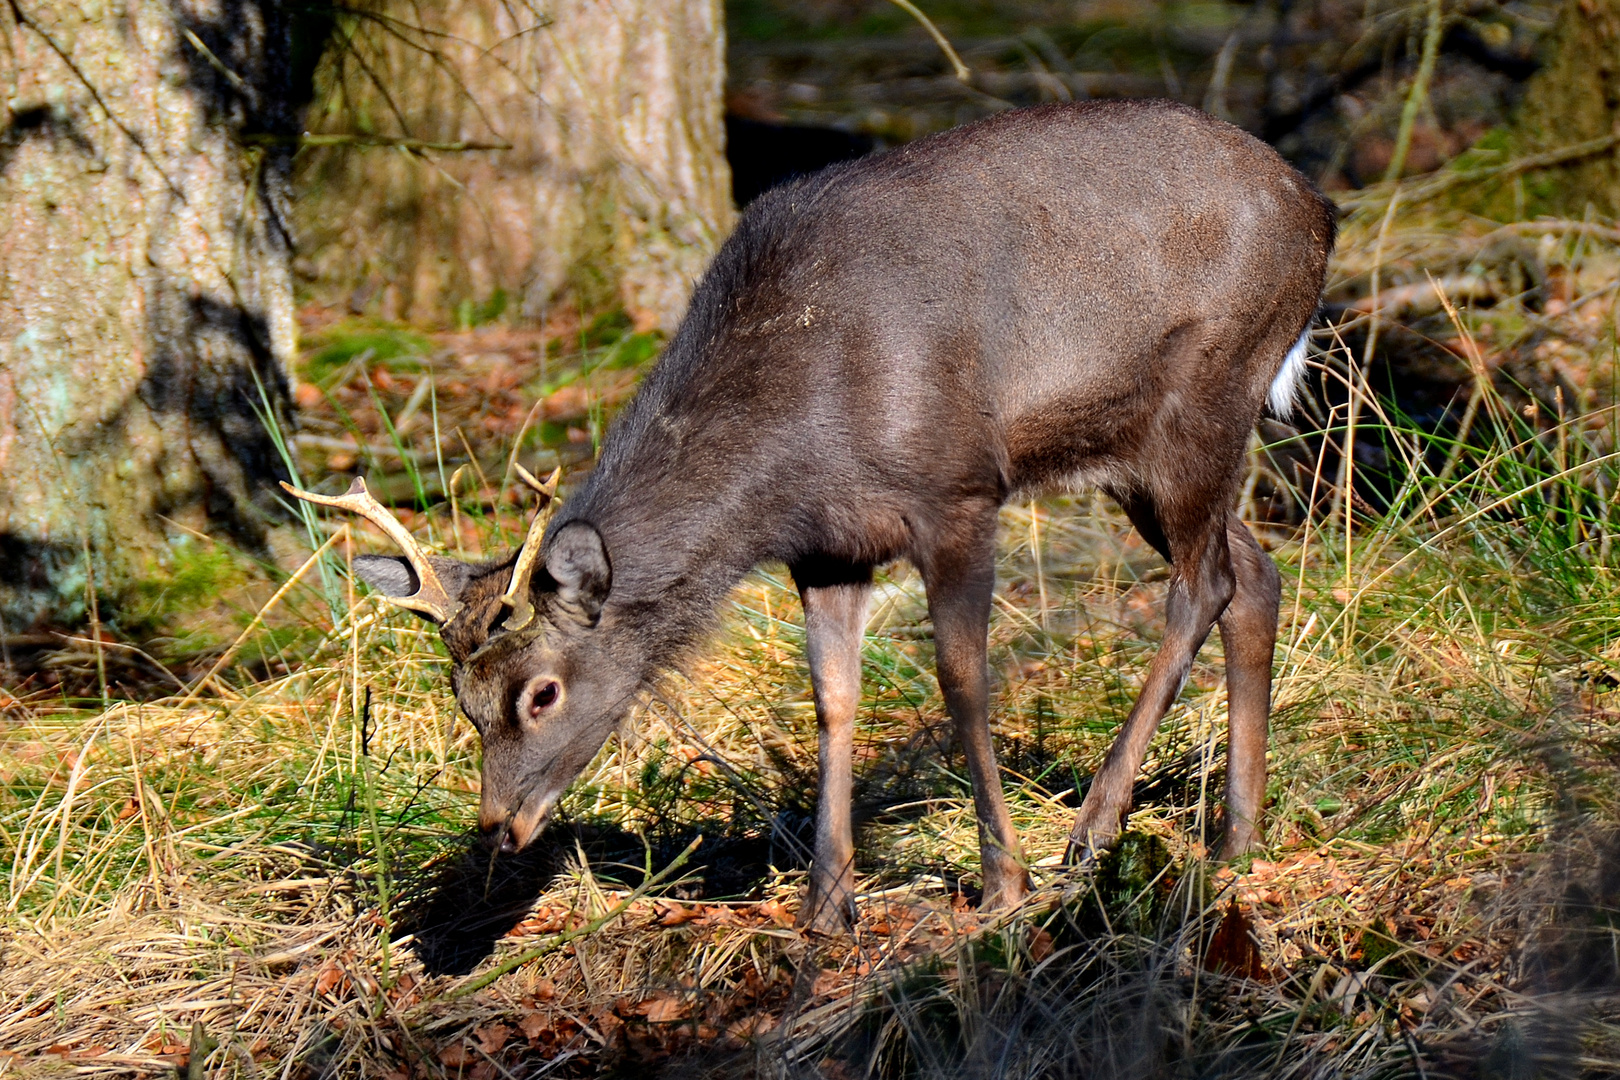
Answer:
[
  {"left": 1513, "top": 0, "right": 1620, "bottom": 214},
  {"left": 0, "top": 0, "right": 298, "bottom": 629},
  {"left": 294, "top": 0, "right": 733, "bottom": 331}
]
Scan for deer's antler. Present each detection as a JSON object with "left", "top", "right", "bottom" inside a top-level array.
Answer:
[
  {"left": 280, "top": 477, "right": 464, "bottom": 622},
  {"left": 499, "top": 464, "right": 562, "bottom": 631}
]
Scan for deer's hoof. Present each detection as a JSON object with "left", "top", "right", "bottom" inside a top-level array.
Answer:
[
  {"left": 979, "top": 874, "right": 1030, "bottom": 912},
  {"left": 1063, "top": 840, "right": 1099, "bottom": 870},
  {"left": 1063, "top": 826, "right": 1120, "bottom": 869},
  {"left": 797, "top": 890, "right": 855, "bottom": 937}
]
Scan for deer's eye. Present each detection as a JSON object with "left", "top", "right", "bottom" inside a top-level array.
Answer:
[{"left": 520, "top": 677, "right": 563, "bottom": 723}]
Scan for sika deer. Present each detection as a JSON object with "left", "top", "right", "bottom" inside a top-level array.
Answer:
[{"left": 287, "top": 100, "right": 1335, "bottom": 933}]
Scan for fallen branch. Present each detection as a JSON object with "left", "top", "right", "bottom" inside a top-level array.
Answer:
[
  {"left": 1340, "top": 132, "right": 1620, "bottom": 213},
  {"left": 1345, "top": 275, "right": 1495, "bottom": 319}
]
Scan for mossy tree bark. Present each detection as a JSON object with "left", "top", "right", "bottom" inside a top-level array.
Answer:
[
  {"left": 0, "top": 1, "right": 299, "bottom": 629},
  {"left": 1513, "top": 0, "right": 1620, "bottom": 214},
  {"left": 293, "top": 0, "right": 733, "bottom": 331}
]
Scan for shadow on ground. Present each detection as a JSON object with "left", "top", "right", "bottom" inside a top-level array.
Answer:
[{"left": 392, "top": 816, "right": 820, "bottom": 976}]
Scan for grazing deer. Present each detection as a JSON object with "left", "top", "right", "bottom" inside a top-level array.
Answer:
[{"left": 287, "top": 100, "right": 1334, "bottom": 933}]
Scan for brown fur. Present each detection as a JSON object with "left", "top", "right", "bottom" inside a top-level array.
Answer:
[{"left": 352, "top": 101, "right": 1336, "bottom": 932}]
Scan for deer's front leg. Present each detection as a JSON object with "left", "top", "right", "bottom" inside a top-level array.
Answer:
[
  {"left": 922, "top": 519, "right": 1029, "bottom": 911},
  {"left": 794, "top": 566, "right": 872, "bottom": 934}
]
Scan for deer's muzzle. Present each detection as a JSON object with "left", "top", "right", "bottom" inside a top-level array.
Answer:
[{"left": 479, "top": 788, "right": 553, "bottom": 854}]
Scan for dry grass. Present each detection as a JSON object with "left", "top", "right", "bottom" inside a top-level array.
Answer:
[{"left": 8, "top": 193, "right": 1620, "bottom": 1076}]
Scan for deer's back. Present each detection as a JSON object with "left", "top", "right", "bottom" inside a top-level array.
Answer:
[{"left": 578, "top": 100, "right": 1333, "bottom": 576}]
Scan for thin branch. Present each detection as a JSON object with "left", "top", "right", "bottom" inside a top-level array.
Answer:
[
  {"left": 179, "top": 25, "right": 248, "bottom": 95},
  {"left": 441, "top": 836, "right": 704, "bottom": 999},
  {"left": 1342, "top": 132, "right": 1620, "bottom": 212},
  {"left": 330, "top": 14, "right": 415, "bottom": 139},
  {"left": 328, "top": 2, "right": 491, "bottom": 51},
  {"left": 363, "top": 11, "right": 507, "bottom": 143},
  {"left": 240, "top": 131, "right": 511, "bottom": 151},
  {"left": 9, "top": 0, "right": 187, "bottom": 202},
  {"left": 884, "top": 0, "right": 971, "bottom": 82}
]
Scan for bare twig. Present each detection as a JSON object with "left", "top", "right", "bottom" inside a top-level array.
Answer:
[
  {"left": 1384, "top": 0, "right": 1443, "bottom": 185},
  {"left": 179, "top": 26, "right": 249, "bottom": 94},
  {"left": 9, "top": 0, "right": 187, "bottom": 201},
  {"left": 240, "top": 132, "right": 511, "bottom": 152},
  {"left": 884, "top": 0, "right": 971, "bottom": 82}
]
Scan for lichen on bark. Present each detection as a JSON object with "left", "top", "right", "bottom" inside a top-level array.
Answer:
[{"left": 0, "top": 0, "right": 298, "bottom": 628}]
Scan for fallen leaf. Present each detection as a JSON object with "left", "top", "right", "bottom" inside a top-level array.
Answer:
[
  {"left": 1204, "top": 903, "right": 1265, "bottom": 980},
  {"left": 640, "top": 994, "right": 687, "bottom": 1023},
  {"left": 592, "top": 1011, "right": 625, "bottom": 1039},
  {"left": 726, "top": 1013, "right": 777, "bottom": 1040},
  {"left": 756, "top": 900, "right": 794, "bottom": 927},
  {"left": 474, "top": 1023, "right": 512, "bottom": 1053},
  {"left": 1028, "top": 927, "right": 1054, "bottom": 963},
  {"left": 533, "top": 977, "right": 556, "bottom": 1000},
  {"left": 438, "top": 1043, "right": 476, "bottom": 1068},
  {"left": 313, "top": 962, "right": 346, "bottom": 996},
  {"left": 656, "top": 901, "right": 704, "bottom": 927},
  {"left": 519, "top": 1011, "right": 550, "bottom": 1042}
]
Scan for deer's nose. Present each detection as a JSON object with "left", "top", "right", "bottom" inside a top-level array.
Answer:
[{"left": 479, "top": 804, "right": 516, "bottom": 852}]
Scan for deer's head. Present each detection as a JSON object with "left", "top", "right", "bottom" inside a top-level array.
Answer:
[{"left": 285, "top": 470, "right": 634, "bottom": 853}]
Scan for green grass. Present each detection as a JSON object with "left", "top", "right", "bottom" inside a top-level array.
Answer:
[
  {"left": 8, "top": 382, "right": 1620, "bottom": 1072},
  {"left": 301, "top": 322, "right": 435, "bottom": 385}
]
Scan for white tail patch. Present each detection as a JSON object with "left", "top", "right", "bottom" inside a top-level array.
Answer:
[{"left": 1267, "top": 330, "right": 1311, "bottom": 418}]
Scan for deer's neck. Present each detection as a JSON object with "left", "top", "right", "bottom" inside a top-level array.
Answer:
[{"left": 563, "top": 398, "right": 778, "bottom": 673}]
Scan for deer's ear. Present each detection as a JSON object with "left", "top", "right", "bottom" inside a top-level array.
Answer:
[
  {"left": 353, "top": 554, "right": 473, "bottom": 622},
  {"left": 545, "top": 522, "right": 611, "bottom": 625}
]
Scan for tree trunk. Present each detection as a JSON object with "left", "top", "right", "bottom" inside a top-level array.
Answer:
[
  {"left": 293, "top": 0, "right": 733, "bottom": 331},
  {"left": 0, "top": 1, "right": 298, "bottom": 629},
  {"left": 1513, "top": 0, "right": 1620, "bottom": 214}
]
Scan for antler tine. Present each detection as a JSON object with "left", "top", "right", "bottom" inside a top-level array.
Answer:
[
  {"left": 513, "top": 461, "right": 560, "bottom": 499},
  {"left": 499, "top": 465, "right": 562, "bottom": 632},
  {"left": 280, "top": 477, "right": 464, "bottom": 622}
]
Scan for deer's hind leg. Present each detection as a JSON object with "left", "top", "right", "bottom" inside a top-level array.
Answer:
[
  {"left": 1066, "top": 490, "right": 1236, "bottom": 862},
  {"left": 1216, "top": 514, "right": 1279, "bottom": 856}
]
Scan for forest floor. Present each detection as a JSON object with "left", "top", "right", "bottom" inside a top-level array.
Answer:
[{"left": 8, "top": 140, "right": 1620, "bottom": 1080}]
